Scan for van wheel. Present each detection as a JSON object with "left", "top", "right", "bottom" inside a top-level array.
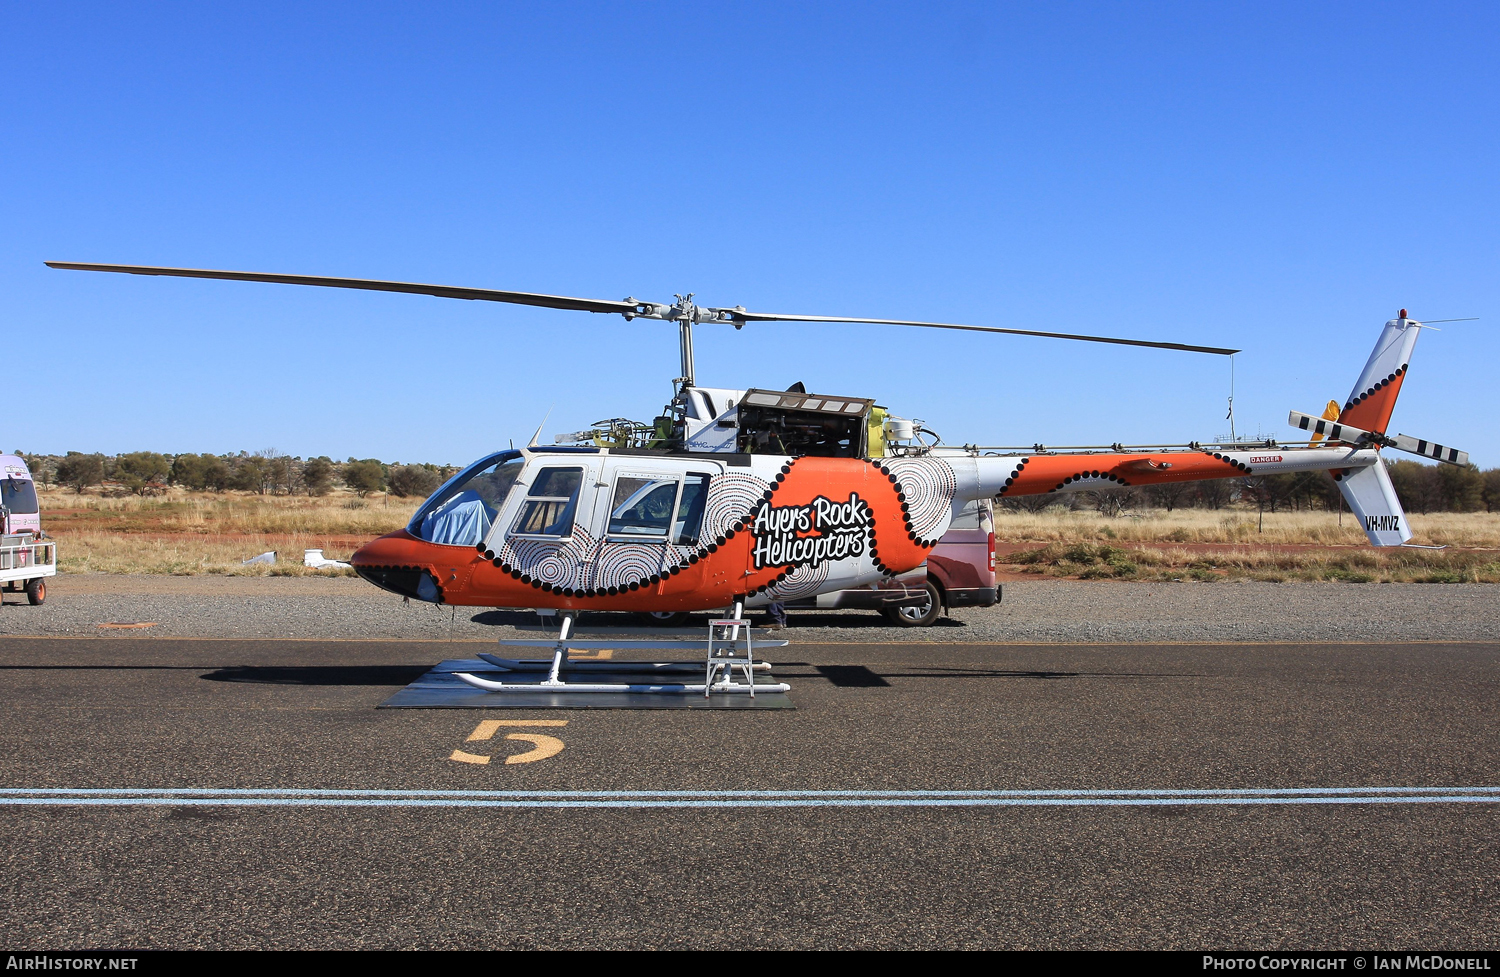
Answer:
[
  {"left": 881, "top": 580, "right": 941, "bottom": 627},
  {"left": 25, "top": 578, "right": 45, "bottom": 606},
  {"left": 639, "top": 611, "right": 689, "bottom": 627}
]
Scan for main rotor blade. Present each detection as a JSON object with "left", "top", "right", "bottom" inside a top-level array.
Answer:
[
  {"left": 44, "top": 262, "right": 640, "bottom": 316},
  {"left": 721, "top": 310, "right": 1240, "bottom": 355}
]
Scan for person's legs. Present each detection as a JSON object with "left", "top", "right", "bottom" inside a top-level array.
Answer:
[{"left": 766, "top": 601, "right": 788, "bottom": 628}]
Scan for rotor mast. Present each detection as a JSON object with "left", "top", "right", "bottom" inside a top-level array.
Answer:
[{"left": 624, "top": 292, "right": 746, "bottom": 392}]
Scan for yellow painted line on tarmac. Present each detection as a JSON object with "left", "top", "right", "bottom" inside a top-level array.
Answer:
[{"left": 448, "top": 750, "right": 492, "bottom": 765}]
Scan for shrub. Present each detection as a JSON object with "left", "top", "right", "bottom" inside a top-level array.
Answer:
[
  {"left": 387, "top": 464, "right": 441, "bottom": 498},
  {"left": 231, "top": 456, "right": 274, "bottom": 495},
  {"left": 115, "top": 451, "right": 172, "bottom": 495},
  {"left": 303, "top": 457, "right": 336, "bottom": 496},
  {"left": 343, "top": 459, "right": 386, "bottom": 497},
  {"left": 57, "top": 452, "right": 106, "bottom": 494}
]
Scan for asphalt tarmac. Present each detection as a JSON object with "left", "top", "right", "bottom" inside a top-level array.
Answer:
[{"left": 2, "top": 635, "right": 1497, "bottom": 948}]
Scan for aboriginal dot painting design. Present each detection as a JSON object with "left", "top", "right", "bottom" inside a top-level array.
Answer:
[
  {"left": 1346, "top": 365, "right": 1407, "bottom": 412},
  {"left": 1048, "top": 471, "right": 1133, "bottom": 493},
  {"left": 763, "top": 558, "right": 830, "bottom": 601},
  {"left": 877, "top": 458, "right": 957, "bottom": 544},
  {"left": 487, "top": 468, "right": 780, "bottom": 598},
  {"left": 702, "top": 469, "right": 773, "bottom": 542},
  {"left": 590, "top": 541, "right": 672, "bottom": 592},
  {"left": 1203, "top": 451, "right": 1252, "bottom": 475},
  {"left": 494, "top": 525, "right": 600, "bottom": 594},
  {"left": 993, "top": 459, "right": 1028, "bottom": 497},
  {"left": 482, "top": 455, "right": 945, "bottom": 602}
]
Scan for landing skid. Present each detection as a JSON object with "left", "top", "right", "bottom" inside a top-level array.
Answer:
[{"left": 451, "top": 605, "right": 792, "bottom": 697}]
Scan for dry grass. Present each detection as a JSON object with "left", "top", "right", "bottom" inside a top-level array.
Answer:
[
  {"left": 53, "top": 532, "right": 368, "bottom": 576},
  {"left": 41, "top": 487, "right": 421, "bottom": 536},
  {"left": 40, "top": 487, "right": 419, "bottom": 575},
  {"left": 1007, "top": 541, "right": 1500, "bottom": 582},
  {"left": 994, "top": 508, "right": 1500, "bottom": 548},
  {"left": 998, "top": 509, "right": 1500, "bottom": 584},
  {"left": 37, "top": 486, "right": 1500, "bottom": 580}
]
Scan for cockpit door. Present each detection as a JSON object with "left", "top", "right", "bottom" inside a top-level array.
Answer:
[{"left": 490, "top": 455, "right": 600, "bottom": 552}]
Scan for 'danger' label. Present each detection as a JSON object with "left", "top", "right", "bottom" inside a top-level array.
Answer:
[{"left": 751, "top": 494, "right": 873, "bottom": 570}]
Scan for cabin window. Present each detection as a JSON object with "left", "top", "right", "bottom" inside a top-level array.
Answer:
[
  {"left": 607, "top": 476, "right": 679, "bottom": 538},
  {"left": 512, "top": 467, "right": 584, "bottom": 537}
]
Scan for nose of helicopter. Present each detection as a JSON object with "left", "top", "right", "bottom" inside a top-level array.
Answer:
[{"left": 351, "top": 530, "right": 445, "bottom": 602}]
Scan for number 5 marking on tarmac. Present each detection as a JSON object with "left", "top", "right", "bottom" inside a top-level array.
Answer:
[{"left": 450, "top": 720, "right": 568, "bottom": 765}]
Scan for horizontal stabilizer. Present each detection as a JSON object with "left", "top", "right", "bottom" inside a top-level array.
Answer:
[{"left": 1391, "top": 434, "right": 1469, "bottom": 467}]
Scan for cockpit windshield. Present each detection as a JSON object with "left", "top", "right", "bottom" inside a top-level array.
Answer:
[{"left": 408, "top": 450, "right": 523, "bottom": 547}]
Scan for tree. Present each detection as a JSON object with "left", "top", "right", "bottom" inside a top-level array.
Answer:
[
  {"left": 1387, "top": 460, "right": 1443, "bottom": 514},
  {"left": 1437, "top": 463, "right": 1484, "bottom": 513},
  {"left": 1194, "top": 478, "right": 1232, "bottom": 510},
  {"left": 231, "top": 455, "right": 274, "bottom": 495},
  {"left": 267, "top": 455, "right": 300, "bottom": 495},
  {"left": 1484, "top": 469, "right": 1500, "bottom": 513},
  {"left": 170, "top": 453, "right": 208, "bottom": 489},
  {"left": 56, "top": 452, "right": 106, "bottom": 494},
  {"left": 387, "top": 464, "right": 441, "bottom": 498},
  {"left": 1143, "top": 481, "right": 1192, "bottom": 512},
  {"left": 1084, "top": 488, "right": 1138, "bottom": 518},
  {"left": 21, "top": 454, "right": 54, "bottom": 490},
  {"left": 998, "top": 493, "right": 1059, "bottom": 514},
  {"left": 303, "top": 457, "right": 336, "bottom": 496},
  {"left": 115, "top": 451, "right": 172, "bottom": 495},
  {"left": 201, "top": 456, "right": 230, "bottom": 492},
  {"left": 343, "top": 459, "right": 386, "bottom": 497}
]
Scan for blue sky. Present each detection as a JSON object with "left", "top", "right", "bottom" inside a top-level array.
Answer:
[{"left": 5, "top": 1, "right": 1496, "bottom": 465}]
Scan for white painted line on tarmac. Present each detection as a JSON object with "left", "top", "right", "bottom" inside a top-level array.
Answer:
[{"left": 1, "top": 786, "right": 1498, "bottom": 809}]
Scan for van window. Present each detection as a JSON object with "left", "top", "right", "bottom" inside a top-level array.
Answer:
[
  {"left": 1, "top": 478, "right": 38, "bottom": 515},
  {"left": 608, "top": 476, "right": 679, "bottom": 538},
  {"left": 948, "top": 499, "right": 987, "bottom": 531}
]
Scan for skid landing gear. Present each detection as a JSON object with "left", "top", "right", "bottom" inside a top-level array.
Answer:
[{"left": 452, "top": 602, "right": 791, "bottom": 697}]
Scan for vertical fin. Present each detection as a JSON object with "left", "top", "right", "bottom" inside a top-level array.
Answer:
[
  {"left": 1334, "top": 463, "right": 1412, "bottom": 546},
  {"left": 1338, "top": 314, "right": 1421, "bottom": 435}
]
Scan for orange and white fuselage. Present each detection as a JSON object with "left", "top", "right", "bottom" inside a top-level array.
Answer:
[{"left": 351, "top": 442, "right": 1383, "bottom": 612}]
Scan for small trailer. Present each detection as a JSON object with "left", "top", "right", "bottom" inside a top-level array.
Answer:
[{"left": 0, "top": 455, "right": 53, "bottom": 605}]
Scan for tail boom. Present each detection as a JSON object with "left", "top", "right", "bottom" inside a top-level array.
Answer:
[{"left": 962, "top": 446, "right": 1379, "bottom": 500}]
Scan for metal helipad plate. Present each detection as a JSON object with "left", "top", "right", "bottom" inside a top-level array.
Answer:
[{"left": 379, "top": 659, "right": 795, "bottom": 710}]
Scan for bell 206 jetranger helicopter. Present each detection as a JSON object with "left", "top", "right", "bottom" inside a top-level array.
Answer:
[{"left": 49, "top": 262, "right": 1471, "bottom": 694}]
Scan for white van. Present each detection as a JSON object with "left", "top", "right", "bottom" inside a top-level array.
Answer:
[{"left": 0, "top": 455, "right": 54, "bottom": 605}]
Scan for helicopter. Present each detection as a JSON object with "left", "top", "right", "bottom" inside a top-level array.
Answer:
[{"left": 48, "top": 262, "right": 1471, "bottom": 694}]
